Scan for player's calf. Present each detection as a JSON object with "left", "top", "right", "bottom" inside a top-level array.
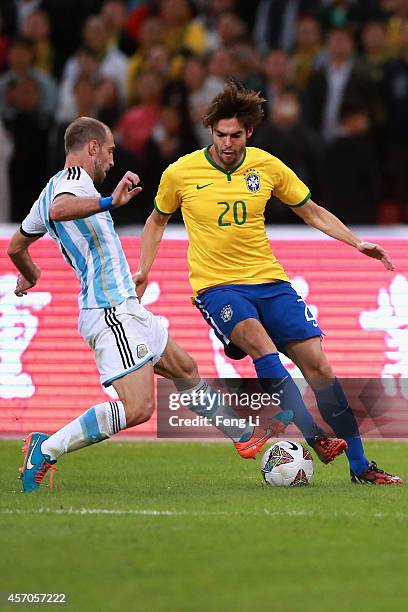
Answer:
[
  {"left": 111, "top": 363, "right": 155, "bottom": 427},
  {"left": 122, "top": 396, "right": 155, "bottom": 427}
]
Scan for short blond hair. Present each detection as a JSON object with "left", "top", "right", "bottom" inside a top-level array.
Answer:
[{"left": 64, "top": 116, "right": 109, "bottom": 153}]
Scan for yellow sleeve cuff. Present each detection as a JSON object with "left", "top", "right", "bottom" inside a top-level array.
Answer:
[
  {"left": 154, "top": 198, "right": 173, "bottom": 216},
  {"left": 287, "top": 192, "right": 311, "bottom": 208}
]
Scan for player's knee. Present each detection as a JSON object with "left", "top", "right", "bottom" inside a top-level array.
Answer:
[
  {"left": 178, "top": 353, "right": 199, "bottom": 379},
  {"left": 167, "top": 351, "right": 198, "bottom": 380},
  {"left": 237, "top": 327, "right": 272, "bottom": 356},
  {"left": 307, "top": 357, "right": 334, "bottom": 382}
]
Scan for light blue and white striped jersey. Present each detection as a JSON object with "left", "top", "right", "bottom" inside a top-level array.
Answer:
[{"left": 21, "top": 166, "right": 136, "bottom": 309}]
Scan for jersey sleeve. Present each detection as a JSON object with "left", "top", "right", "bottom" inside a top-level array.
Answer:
[
  {"left": 21, "top": 199, "right": 47, "bottom": 237},
  {"left": 271, "top": 158, "right": 311, "bottom": 207},
  {"left": 154, "top": 165, "right": 181, "bottom": 215},
  {"left": 53, "top": 167, "right": 97, "bottom": 200}
]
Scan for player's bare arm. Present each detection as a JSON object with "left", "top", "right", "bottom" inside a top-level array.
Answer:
[
  {"left": 7, "top": 231, "right": 42, "bottom": 296},
  {"left": 49, "top": 171, "right": 142, "bottom": 222},
  {"left": 134, "top": 209, "right": 170, "bottom": 300},
  {"left": 293, "top": 199, "right": 395, "bottom": 271}
]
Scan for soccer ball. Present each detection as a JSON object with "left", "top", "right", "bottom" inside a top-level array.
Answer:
[{"left": 261, "top": 440, "right": 314, "bottom": 487}]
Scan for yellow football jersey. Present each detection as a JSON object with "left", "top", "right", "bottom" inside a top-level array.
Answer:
[{"left": 154, "top": 146, "right": 310, "bottom": 295}]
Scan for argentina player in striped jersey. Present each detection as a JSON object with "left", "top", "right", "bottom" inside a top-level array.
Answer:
[{"left": 8, "top": 117, "right": 290, "bottom": 492}]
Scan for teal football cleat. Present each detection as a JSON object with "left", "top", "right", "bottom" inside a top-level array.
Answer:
[{"left": 19, "top": 432, "right": 57, "bottom": 493}]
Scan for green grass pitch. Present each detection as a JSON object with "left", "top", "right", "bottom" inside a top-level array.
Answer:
[{"left": 0, "top": 439, "right": 407, "bottom": 612}]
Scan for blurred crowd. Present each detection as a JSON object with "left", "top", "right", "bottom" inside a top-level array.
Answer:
[{"left": 1, "top": 0, "right": 408, "bottom": 225}]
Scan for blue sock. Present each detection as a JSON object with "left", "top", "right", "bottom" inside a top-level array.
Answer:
[
  {"left": 314, "top": 379, "right": 369, "bottom": 474},
  {"left": 254, "top": 353, "right": 316, "bottom": 443}
]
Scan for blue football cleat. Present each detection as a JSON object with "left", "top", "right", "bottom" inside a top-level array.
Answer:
[{"left": 19, "top": 432, "right": 57, "bottom": 493}]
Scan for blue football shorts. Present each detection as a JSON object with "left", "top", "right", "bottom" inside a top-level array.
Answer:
[{"left": 194, "top": 281, "right": 323, "bottom": 360}]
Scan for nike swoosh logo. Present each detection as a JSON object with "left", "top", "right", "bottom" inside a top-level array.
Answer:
[
  {"left": 26, "top": 437, "right": 41, "bottom": 470},
  {"left": 271, "top": 376, "right": 289, "bottom": 389},
  {"left": 332, "top": 407, "right": 349, "bottom": 418},
  {"left": 196, "top": 183, "right": 213, "bottom": 190},
  {"left": 287, "top": 441, "right": 298, "bottom": 451}
]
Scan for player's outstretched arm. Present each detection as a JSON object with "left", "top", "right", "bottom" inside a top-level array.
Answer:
[
  {"left": 7, "top": 230, "right": 42, "bottom": 295},
  {"left": 49, "top": 171, "right": 142, "bottom": 222},
  {"left": 134, "top": 209, "right": 171, "bottom": 300},
  {"left": 292, "top": 199, "right": 395, "bottom": 271}
]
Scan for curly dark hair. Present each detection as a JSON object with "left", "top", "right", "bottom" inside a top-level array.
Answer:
[{"left": 202, "top": 80, "right": 266, "bottom": 130}]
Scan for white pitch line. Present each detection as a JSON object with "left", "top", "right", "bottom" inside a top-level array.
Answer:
[
  {"left": 1, "top": 508, "right": 407, "bottom": 519},
  {"left": 0, "top": 508, "right": 225, "bottom": 517}
]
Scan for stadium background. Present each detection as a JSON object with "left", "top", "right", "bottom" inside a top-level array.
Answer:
[{"left": 1, "top": 0, "right": 407, "bottom": 436}]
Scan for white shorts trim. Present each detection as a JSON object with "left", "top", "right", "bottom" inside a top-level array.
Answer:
[
  {"left": 79, "top": 297, "right": 168, "bottom": 387},
  {"left": 102, "top": 355, "right": 154, "bottom": 387}
]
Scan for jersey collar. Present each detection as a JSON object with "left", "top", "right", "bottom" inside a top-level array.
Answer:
[{"left": 204, "top": 146, "right": 246, "bottom": 180}]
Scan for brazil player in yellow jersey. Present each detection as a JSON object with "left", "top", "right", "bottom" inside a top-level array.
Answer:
[{"left": 136, "top": 81, "right": 403, "bottom": 484}]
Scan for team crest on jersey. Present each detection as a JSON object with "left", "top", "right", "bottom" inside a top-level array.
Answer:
[
  {"left": 220, "top": 305, "right": 233, "bottom": 322},
  {"left": 244, "top": 169, "right": 261, "bottom": 193},
  {"left": 137, "top": 344, "right": 148, "bottom": 358}
]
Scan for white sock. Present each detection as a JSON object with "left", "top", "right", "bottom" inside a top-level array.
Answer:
[
  {"left": 41, "top": 401, "right": 127, "bottom": 461},
  {"left": 182, "top": 380, "right": 254, "bottom": 442}
]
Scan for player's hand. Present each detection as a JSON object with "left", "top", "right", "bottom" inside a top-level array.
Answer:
[
  {"left": 112, "top": 171, "right": 142, "bottom": 208},
  {"left": 15, "top": 263, "right": 41, "bottom": 296},
  {"left": 133, "top": 270, "right": 148, "bottom": 301},
  {"left": 356, "top": 241, "right": 395, "bottom": 271}
]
